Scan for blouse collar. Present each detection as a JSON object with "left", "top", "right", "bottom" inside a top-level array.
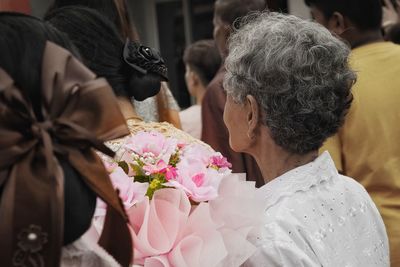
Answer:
[{"left": 256, "top": 151, "right": 339, "bottom": 210}]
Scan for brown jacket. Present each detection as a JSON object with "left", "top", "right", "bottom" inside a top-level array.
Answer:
[{"left": 201, "top": 67, "right": 264, "bottom": 188}]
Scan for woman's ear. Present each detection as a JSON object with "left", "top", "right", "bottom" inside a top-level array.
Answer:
[
  {"left": 246, "top": 95, "right": 260, "bottom": 139},
  {"left": 328, "top": 12, "right": 347, "bottom": 36}
]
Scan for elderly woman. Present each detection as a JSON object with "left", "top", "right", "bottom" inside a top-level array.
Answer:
[{"left": 223, "top": 12, "right": 390, "bottom": 266}]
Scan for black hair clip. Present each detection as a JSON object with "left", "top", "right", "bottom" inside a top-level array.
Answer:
[{"left": 123, "top": 39, "right": 168, "bottom": 81}]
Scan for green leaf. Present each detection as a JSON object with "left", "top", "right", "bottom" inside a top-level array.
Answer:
[
  {"left": 131, "top": 163, "right": 145, "bottom": 176},
  {"left": 118, "top": 161, "right": 129, "bottom": 174},
  {"left": 134, "top": 175, "right": 149, "bottom": 183},
  {"left": 169, "top": 152, "right": 180, "bottom": 167},
  {"left": 146, "top": 176, "right": 167, "bottom": 199}
]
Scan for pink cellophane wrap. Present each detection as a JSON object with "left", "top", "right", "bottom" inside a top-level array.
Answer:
[
  {"left": 124, "top": 173, "right": 263, "bottom": 267},
  {"left": 86, "top": 173, "right": 263, "bottom": 266},
  {"left": 209, "top": 173, "right": 264, "bottom": 266}
]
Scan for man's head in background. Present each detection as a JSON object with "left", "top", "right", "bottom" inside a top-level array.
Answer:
[
  {"left": 213, "top": 0, "right": 267, "bottom": 58},
  {"left": 183, "top": 39, "right": 221, "bottom": 102},
  {"left": 305, "top": 0, "right": 383, "bottom": 48}
]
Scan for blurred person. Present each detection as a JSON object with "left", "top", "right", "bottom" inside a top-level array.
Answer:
[
  {"left": 46, "top": 6, "right": 207, "bottom": 160},
  {"left": 180, "top": 39, "right": 221, "bottom": 139},
  {"left": 0, "top": 12, "right": 132, "bottom": 267},
  {"left": 305, "top": 0, "right": 400, "bottom": 265},
  {"left": 47, "top": 0, "right": 182, "bottom": 128},
  {"left": 382, "top": 0, "right": 400, "bottom": 31},
  {"left": 385, "top": 22, "right": 400, "bottom": 43},
  {"left": 202, "top": 0, "right": 267, "bottom": 187},
  {"left": 223, "top": 12, "right": 389, "bottom": 266},
  {"left": 382, "top": 0, "right": 400, "bottom": 43}
]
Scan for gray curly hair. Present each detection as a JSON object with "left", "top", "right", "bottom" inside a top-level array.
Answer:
[{"left": 224, "top": 12, "right": 355, "bottom": 154}]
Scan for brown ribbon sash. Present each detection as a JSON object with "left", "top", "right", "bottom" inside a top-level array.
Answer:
[{"left": 0, "top": 42, "right": 132, "bottom": 267}]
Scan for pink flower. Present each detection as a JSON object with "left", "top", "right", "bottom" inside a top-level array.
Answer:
[
  {"left": 143, "top": 160, "right": 168, "bottom": 175},
  {"left": 181, "top": 143, "right": 214, "bottom": 165},
  {"left": 109, "top": 167, "right": 149, "bottom": 209},
  {"left": 143, "top": 160, "right": 178, "bottom": 181},
  {"left": 177, "top": 142, "right": 186, "bottom": 149},
  {"left": 118, "top": 150, "right": 138, "bottom": 176},
  {"left": 180, "top": 144, "right": 231, "bottom": 174},
  {"left": 124, "top": 131, "right": 178, "bottom": 163},
  {"left": 191, "top": 173, "right": 205, "bottom": 187},
  {"left": 162, "top": 166, "right": 178, "bottom": 181},
  {"left": 210, "top": 154, "right": 232, "bottom": 169},
  {"left": 165, "top": 160, "right": 223, "bottom": 202},
  {"left": 93, "top": 167, "right": 149, "bottom": 233}
]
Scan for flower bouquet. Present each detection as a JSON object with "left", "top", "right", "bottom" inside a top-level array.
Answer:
[{"left": 92, "top": 131, "right": 263, "bottom": 267}]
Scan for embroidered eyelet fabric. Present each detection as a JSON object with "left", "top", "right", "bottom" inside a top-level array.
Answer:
[
  {"left": 244, "top": 152, "right": 390, "bottom": 267},
  {"left": 133, "top": 87, "right": 180, "bottom": 123},
  {"left": 61, "top": 237, "right": 120, "bottom": 267}
]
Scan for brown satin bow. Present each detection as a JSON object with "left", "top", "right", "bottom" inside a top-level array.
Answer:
[{"left": 0, "top": 42, "right": 132, "bottom": 267}]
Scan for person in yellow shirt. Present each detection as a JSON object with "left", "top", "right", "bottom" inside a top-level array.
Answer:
[{"left": 305, "top": 0, "right": 400, "bottom": 265}]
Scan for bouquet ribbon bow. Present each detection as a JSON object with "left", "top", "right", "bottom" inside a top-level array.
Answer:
[{"left": 0, "top": 42, "right": 132, "bottom": 267}]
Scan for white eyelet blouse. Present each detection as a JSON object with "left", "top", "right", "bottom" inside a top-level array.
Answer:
[{"left": 245, "top": 152, "right": 389, "bottom": 267}]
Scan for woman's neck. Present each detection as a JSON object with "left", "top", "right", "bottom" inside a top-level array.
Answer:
[
  {"left": 345, "top": 30, "right": 383, "bottom": 49},
  {"left": 250, "top": 129, "right": 318, "bottom": 183},
  {"left": 117, "top": 97, "right": 141, "bottom": 121},
  {"left": 261, "top": 150, "right": 318, "bottom": 183},
  {"left": 195, "top": 86, "right": 207, "bottom": 105}
]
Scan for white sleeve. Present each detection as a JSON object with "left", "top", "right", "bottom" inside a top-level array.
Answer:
[{"left": 243, "top": 239, "right": 321, "bottom": 267}]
